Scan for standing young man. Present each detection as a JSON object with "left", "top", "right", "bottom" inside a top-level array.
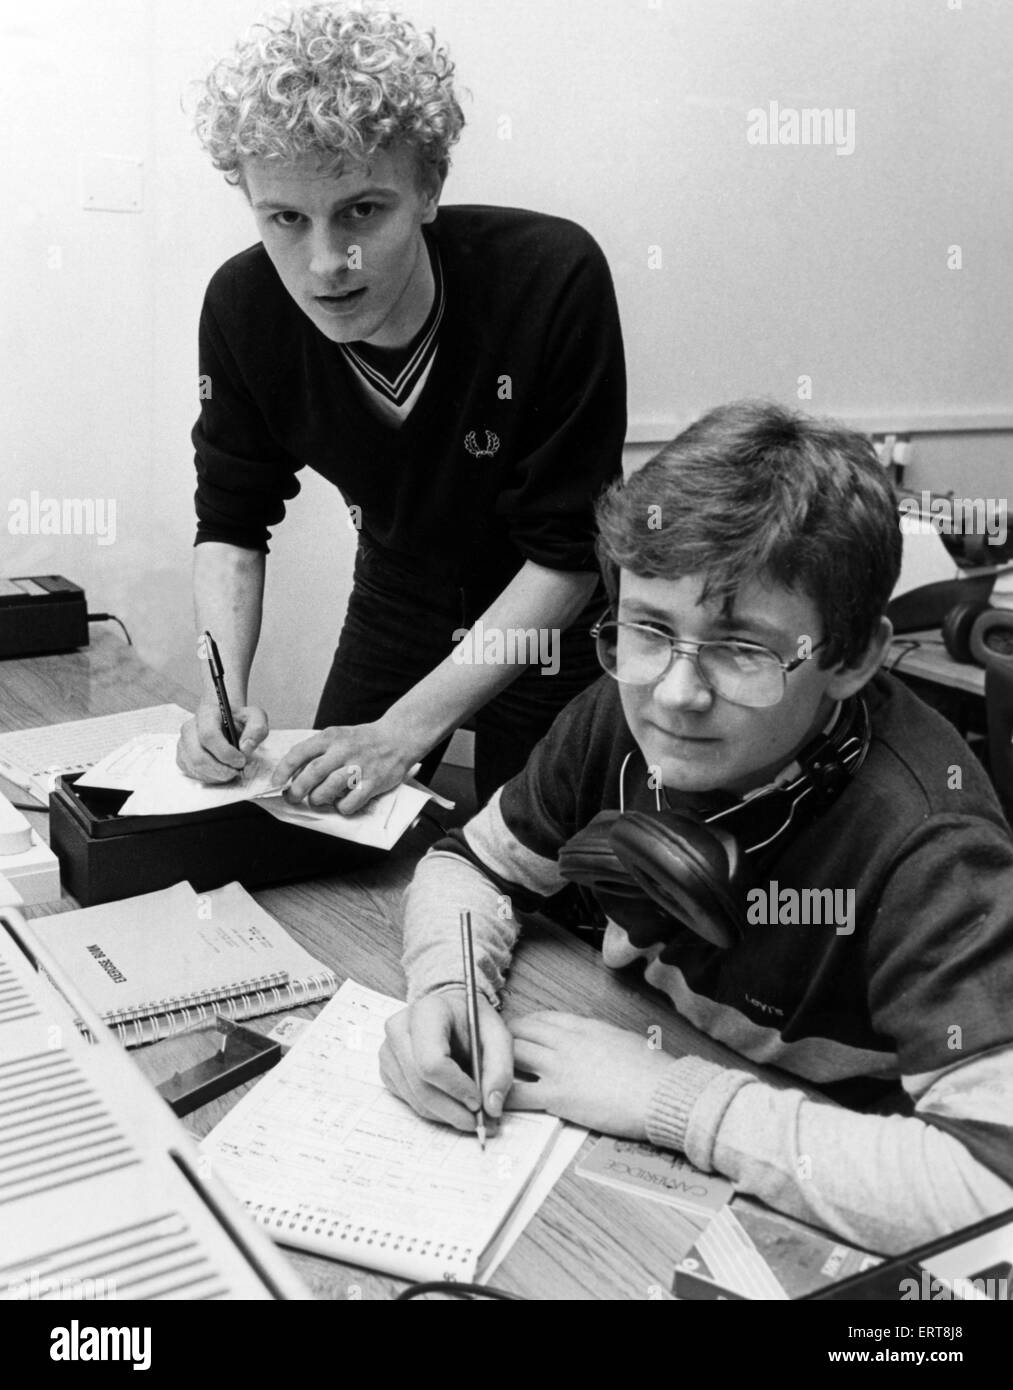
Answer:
[{"left": 178, "top": 6, "right": 626, "bottom": 811}]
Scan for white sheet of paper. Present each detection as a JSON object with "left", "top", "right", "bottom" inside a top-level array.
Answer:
[
  {"left": 82, "top": 728, "right": 446, "bottom": 850},
  {"left": 76, "top": 733, "right": 181, "bottom": 791},
  {"left": 117, "top": 731, "right": 314, "bottom": 815},
  {"left": 257, "top": 781, "right": 434, "bottom": 850},
  {"left": 892, "top": 519, "right": 958, "bottom": 599},
  {"left": 478, "top": 1123, "right": 588, "bottom": 1285}
]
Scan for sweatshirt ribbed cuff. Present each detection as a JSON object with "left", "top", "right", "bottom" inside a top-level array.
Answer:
[
  {"left": 415, "top": 979, "right": 502, "bottom": 1009},
  {"left": 645, "top": 1055, "right": 728, "bottom": 1154},
  {"left": 648, "top": 1057, "right": 759, "bottom": 1171}
]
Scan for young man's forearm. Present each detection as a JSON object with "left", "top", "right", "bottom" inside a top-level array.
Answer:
[
  {"left": 380, "top": 561, "right": 599, "bottom": 755},
  {"left": 192, "top": 542, "right": 266, "bottom": 704}
]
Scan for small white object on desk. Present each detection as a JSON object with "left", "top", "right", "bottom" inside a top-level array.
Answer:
[
  {"left": 0, "top": 795, "right": 32, "bottom": 855},
  {"left": 0, "top": 790, "right": 60, "bottom": 905}
]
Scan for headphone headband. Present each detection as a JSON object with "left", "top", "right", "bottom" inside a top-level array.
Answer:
[{"left": 702, "top": 695, "right": 871, "bottom": 857}]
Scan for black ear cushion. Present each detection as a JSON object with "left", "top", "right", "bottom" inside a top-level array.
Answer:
[
  {"left": 886, "top": 574, "right": 994, "bottom": 634},
  {"left": 557, "top": 811, "right": 682, "bottom": 942},
  {"left": 942, "top": 602, "right": 992, "bottom": 663},
  {"left": 556, "top": 811, "right": 630, "bottom": 892},
  {"left": 610, "top": 811, "right": 742, "bottom": 949},
  {"left": 970, "top": 608, "right": 1013, "bottom": 667}
]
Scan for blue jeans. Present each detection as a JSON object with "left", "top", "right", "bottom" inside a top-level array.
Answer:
[{"left": 314, "top": 537, "right": 605, "bottom": 804}]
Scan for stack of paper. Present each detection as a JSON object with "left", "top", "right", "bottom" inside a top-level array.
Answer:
[{"left": 77, "top": 731, "right": 446, "bottom": 850}]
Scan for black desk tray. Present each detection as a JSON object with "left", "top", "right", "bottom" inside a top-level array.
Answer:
[{"left": 49, "top": 774, "right": 383, "bottom": 906}]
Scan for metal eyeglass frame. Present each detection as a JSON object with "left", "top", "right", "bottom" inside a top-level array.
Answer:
[{"left": 589, "top": 616, "right": 826, "bottom": 708}]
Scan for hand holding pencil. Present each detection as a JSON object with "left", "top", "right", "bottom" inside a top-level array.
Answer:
[{"left": 378, "top": 963, "right": 513, "bottom": 1137}]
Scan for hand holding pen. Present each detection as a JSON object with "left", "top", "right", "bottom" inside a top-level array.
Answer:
[{"left": 175, "top": 631, "right": 270, "bottom": 784}]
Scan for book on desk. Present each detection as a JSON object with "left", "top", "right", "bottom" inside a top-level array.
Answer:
[{"left": 27, "top": 879, "right": 337, "bottom": 1047}]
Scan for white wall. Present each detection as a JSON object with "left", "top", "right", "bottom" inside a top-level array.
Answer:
[
  {"left": 2, "top": 1, "right": 155, "bottom": 667},
  {"left": 146, "top": 0, "right": 357, "bottom": 721},
  {"left": 417, "top": 0, "right": 1013, "bottom": 435},
  {"left": 3, "top": 1, "right": 1010, "bottom": 731}
]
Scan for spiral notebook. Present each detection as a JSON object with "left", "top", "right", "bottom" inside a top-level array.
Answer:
[
  {"left": 30, "top": 880, "right": 337, "bottom": 1048},
  {"left": 201, "top": 981, "right": 572, "bottom": 1284}
]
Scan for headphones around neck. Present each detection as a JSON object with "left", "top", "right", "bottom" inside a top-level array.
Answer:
[{"left": 557, "top": 696, "right": 871, "bottom": 949}]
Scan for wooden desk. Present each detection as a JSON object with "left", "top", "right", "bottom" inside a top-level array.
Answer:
[
  {"left": 0, "top": 631, "right": 198, "bottom": 730},
  {"left": 886, "top": 629, "right": 986, "bottom": 697},
  {"left": 2, "top": 633, "right": 802, "bottom": 1301}
]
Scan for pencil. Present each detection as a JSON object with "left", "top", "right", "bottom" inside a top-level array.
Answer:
[{"left": 459, "top": 909, "right": 487, "bottom": 1150}]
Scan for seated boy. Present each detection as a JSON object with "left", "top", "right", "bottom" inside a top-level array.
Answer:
[{"left": 380, "top": 400, "right": 1013, "bottom": 1254}]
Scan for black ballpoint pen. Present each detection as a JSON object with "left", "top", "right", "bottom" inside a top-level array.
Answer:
[
  {"left": 459, "top": 909, "right": 487, "bottom": 1150},
  {"left": 199, "top": 629, "right": 240, "bottom": 748}
]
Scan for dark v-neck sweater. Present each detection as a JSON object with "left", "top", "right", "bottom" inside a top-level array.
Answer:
[{"left": 191, "top": 205, "right": 627, "bottom": 591}]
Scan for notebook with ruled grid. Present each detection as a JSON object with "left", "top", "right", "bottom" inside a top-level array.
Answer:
[
  {"left": 28, "top": 879, "right": 337, "bottom": 1047},
  {"left": 0, "top": 897, "right": 307, "bottom": 1300},
  {"left": 201, "top": 980, "right": 567, "bottom": 1284}
]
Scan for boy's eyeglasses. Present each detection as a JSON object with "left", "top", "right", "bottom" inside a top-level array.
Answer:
[{"left": 591, "top": 617, "right": 824, "bottom": 709}]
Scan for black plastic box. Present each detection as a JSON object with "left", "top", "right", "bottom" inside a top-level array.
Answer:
[
  {"left": 49, "top": 774, "right": 382, "bottom": 906},
  {"left": 0, "top": 575, "right": 89, "bottom": 657}
]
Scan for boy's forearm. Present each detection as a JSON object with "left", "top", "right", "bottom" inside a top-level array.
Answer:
[
  {"left": 192, "top": 542, "right": 266, "bottom": 704},
  {"left": 402, "top": 849, "right": 523, "bottom": 1004},
  {"left": 646, "top": 1058, "right": 1013, "bottom": 1255}
]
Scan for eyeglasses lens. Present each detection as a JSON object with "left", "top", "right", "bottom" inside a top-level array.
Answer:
[{"left": 596, "top": 624, "right": 786, "bottom": 708}]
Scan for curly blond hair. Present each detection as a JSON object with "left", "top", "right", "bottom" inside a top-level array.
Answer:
[{"left": 193, "top": 5, "right": 465, "bottom": 188}]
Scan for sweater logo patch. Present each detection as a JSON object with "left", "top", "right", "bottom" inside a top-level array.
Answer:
[
  {"left": 744, "top": 993, "right": 785, "bottom": 1019},
  {"left": 464, "top": 429, "right": 501, "bottom": 459}
]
